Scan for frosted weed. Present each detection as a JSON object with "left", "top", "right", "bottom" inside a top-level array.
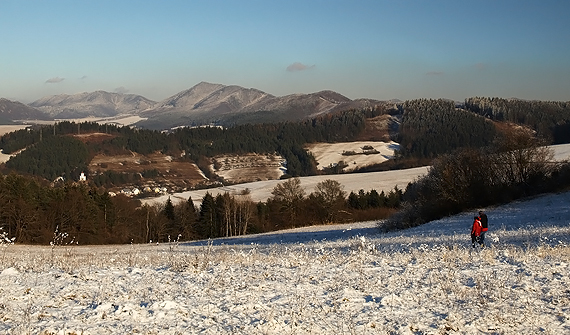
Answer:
[
  {"left": 0, "top": 227, "right": 15, "bottom": 265},
  {"left": 49, "top": 226, "right": 78, "bottom": 272}
]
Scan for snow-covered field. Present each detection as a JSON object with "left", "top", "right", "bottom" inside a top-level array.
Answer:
[
  {"left": 143, "top": 166, "right": 430, "bottom": 207},
  {"left": 144, "top": 143, "right": 570, "bottom": 207},
  {"left": 2, "top": 190, "right": 570, "bottom": 334},
  {"left": 0, "top": 125, "right": 30, "bottom": 137},
  {"left": 0, "top": 150, "right": 14, "bottom": 164},
  {"left": 306, "top": 141, "right": 399, "bottom": 172},
  {"left": 55, "top": 115, "right": 147, "bottom": 127}
]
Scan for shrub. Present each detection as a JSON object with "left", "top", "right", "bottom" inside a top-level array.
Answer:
[{"left": 385, "top": 129, "right": 566, "bottom": 231}]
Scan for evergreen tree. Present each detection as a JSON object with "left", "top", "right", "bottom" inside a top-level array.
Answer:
[
  {"left": 198, "top": 193, "right": 216, "bottom": 238},
  {"left": 163, "top": 197, "right": 175, "bottom": 222},
  {"left": 368, "top": 189, "right": 382, "bottom": 208},
  {"left": 347, "top": 191, "right": 360, "bottom": 209}
]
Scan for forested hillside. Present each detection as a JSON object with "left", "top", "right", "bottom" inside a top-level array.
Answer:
[
  {"left": 0, "top": 107, "right": 386, "bottom": 181},
  {"left": 396, "top": 99, "right": 496, "bottom": 159},
  {"left": 0, "top": 172, "right": 403, "bottom": 244},
  {"left": 5, "top": 136, "right": 89, "bottom": 181},
  {"left": 2, "top": 97, "right": 569, "bottom": 185},
  {"left": 465, "top": 97, "right": 570, "bottom": 144}
]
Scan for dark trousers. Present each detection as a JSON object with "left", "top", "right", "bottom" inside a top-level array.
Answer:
[
  {"left": 479, "top": 231, "right": 486, "bottom": 245},
  {"left": 471, "top": 234, "right": 480, "bottom": 247}
]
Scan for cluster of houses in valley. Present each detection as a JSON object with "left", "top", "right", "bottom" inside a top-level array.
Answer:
[
  {"left": 71, "top": 172, "right": 170, "bottom": 198},
  {"left": 108, "top": 186, "right": 169, "bottom": 198}
]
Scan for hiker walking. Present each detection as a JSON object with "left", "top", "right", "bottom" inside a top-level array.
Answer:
[
  {"left": 478, "top": 210, "right": 488, "bottom": 247},
  {"left": 471, "top": 216, "right": 483, "bottom": 248}
]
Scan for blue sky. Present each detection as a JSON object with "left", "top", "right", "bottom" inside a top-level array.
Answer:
[{"left": 1, "top": 0, "right": 569, "bottom": 103}]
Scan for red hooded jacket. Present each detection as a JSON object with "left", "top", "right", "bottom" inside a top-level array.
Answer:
[{"left": 471, "top": 218, "right": 482, "bottom": 237}]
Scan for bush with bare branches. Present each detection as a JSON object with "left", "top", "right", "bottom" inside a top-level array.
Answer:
[{"left": 385, "top": 129, "right": 568, "bottom": 230}]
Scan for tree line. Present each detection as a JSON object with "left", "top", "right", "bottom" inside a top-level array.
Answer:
[{"left": 0, "top": 173, "right": 402, "bottom": 245}]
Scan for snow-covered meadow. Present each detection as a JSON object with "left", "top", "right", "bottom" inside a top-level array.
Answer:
[
  {"left": 143, "top": 143, "right": 570, "bottom": 207},
  {"left": 1, "top": 189, "right": 569, "bottom": 334}
]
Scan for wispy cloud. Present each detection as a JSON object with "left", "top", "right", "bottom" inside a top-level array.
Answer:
[
  {"left": 79, "top": 75, "right": 88, "bottom": 80},
  {"left": 286, "top": 62, "right": 315, "bottom": 72},
  {"left": 425, "top": 71, "right": 444, "bottom": 76},
  {"left": 114, "top": 86, "right": 129, "bottom": 94},
  {"left": 45, "top": 77, "right": 65, "bottom": 83}
]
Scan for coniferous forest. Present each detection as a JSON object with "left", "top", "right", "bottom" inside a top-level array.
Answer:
[
  {"left": 396, "top": 99, "right": 497, "bottom": 159},
  {"left": 464, "top": 97, "right": 570, "bottom": 143},
  {"left": 1, "top": 97, "right": 570, "bottom": 244}
]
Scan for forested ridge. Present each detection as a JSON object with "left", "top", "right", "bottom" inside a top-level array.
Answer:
[
  {"left": 465, "top": 97, "right": 570, "bottom": 144},
  {"left": 0, "top": 107, "right": 385, "bottom": 181},
  {"left": 2, "top": 97, "right": 569, "bottom": 183},
  {"left": 396, "top": 99, "right": 496, "bottom": 159},
  {"left": 393, "top": 97, "right": 570, "bottom": 159}
]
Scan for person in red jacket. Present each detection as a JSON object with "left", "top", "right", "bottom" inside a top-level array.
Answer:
[{"left": 471, "top": 216, "right": 483, "bottom": 248}]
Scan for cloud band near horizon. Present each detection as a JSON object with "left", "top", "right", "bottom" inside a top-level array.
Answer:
[{"left": 45, "top": 77, "right": 65, "bottom": 84}]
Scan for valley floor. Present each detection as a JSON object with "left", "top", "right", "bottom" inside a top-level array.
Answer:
[{"left": 1, "top": 190, "right": 570, "bottom": 334}]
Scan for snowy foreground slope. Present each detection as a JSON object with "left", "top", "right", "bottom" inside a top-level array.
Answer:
[{"left": 1, "top": 191, "right": 570, "bottom": 334}]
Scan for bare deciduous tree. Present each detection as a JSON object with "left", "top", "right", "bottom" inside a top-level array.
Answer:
[
  {"left": 271, "top": 177, "right": 305, "bottom": 224},
  {"left": 312, "top": 179, "right": 346, "bottom": 223}
]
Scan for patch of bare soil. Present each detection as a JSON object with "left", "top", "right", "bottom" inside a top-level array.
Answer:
[
  {"left": 356, "top": 114, "right": 400, "bottom": 141},
  {"left": 212, "top": 153, "right": 285, "bottom": 184},
  {"left": 89, "top": 152, "right": 207, "bottom": 190},
  {"left": 72, "top": 132, "right": 116, "bottom": 143}
]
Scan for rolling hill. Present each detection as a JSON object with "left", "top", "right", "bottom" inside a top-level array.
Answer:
[
  {"left": 0, "top": 98, "right": 52, "bottom": 121},
  {"left": 137, "top": 82, "right": 388, "bottom": 129},
  {"left": 29, "top": 91, "right": 156, "bottom": 118},
  {"left": 141, "top": 142, "right": 570, "bottom": 207}
]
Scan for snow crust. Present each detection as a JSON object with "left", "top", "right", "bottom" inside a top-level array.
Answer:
[{"left": 1, "top": 190, "right": 570, "bottom": 334}]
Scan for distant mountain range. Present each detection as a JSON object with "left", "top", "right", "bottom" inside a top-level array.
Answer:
[
  {"left": 29, "top": 91, "right": 155, "bottom": 118},
  {"left": 0, "top": 98, "right": 53, "bottom": 123},
  {"left": 0, "top": 82, "right": 390, "bottom": 129},
  {"left": 137, "top": 82, "right": 388, "bottom": 129}
]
